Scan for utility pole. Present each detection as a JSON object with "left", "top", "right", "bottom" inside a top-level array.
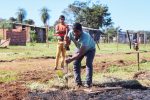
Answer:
[
  {"left": 3, "top": 24, "right": 4, "bottom": 39},
  {"left": 137, "top": 32, "right": 140, "bottom": 71}
]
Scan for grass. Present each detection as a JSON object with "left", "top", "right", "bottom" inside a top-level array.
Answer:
[
  {"left": 0, "top": 43, "right": 57, "bottom": 60},
  {"left": 80, "top": 61, "right": 150, "bottom": 87},
  {"left": 27, "top": 82, "right": 49, "bottom": 91},
  {"left": 0, "top": 70, "right": 17, "bottom": 83},
  {"left": 0, "top": 42, "right": 150, "bottom": 88},
  {"left": 0, "top": 32, "right": 3, "bottom": 39},
  {"left": 138, "top": 62, "right": 150, "bottom": 70},
  {"left": 0, "top": 42, "right": 150, "bottom": 61}
]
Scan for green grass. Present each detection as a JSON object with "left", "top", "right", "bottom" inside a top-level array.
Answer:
[
  {"left": 0, "top": 43, "right": 57, "bottom": 60},
  {"left": 0, "top": 42, "right": 150, "bottom": 86},
  {"left": 26, "top": 82, "right": 49, "bottom": 91},
  {"left": 0, "top": 42, "right": 150, "bottom": 61},
  {"left": 0, "top": 33, "right": 3, "bottom": 39},
  {"left": 81, "top": 61, "right": 150, "bottom": 85},
  {"left": 0, "top": 70, "right": 17, "bottom": 83},
  {"left": 96, "top": 43, "right": 150, "bottom": 54}
]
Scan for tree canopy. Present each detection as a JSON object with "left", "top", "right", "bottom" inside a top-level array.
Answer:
[
  {"left": 40, "top": 7, "right": 50, "bottom": 26},
  {"left": 24, "top": 19, "right": 35, "bottom": 25},
  {"left": 0, "top": 19, "right": 12, "bottom": 29},
  {"left": 16, "top": 8, "right": 27, "bottom": 23},
  {"left": 62, "top": 0, "right": 112, "bottom": 29},
  {"left": 9, "top": 17, "right": 17, "bottom": 23}
]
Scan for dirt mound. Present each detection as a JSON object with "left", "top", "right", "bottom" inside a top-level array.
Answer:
[
  {"left": 18, "top": 70, "right": 53, "bottom": 82},
  {"left": 133, "top": 71, "right": 150, "bottom": 80},
  {"left": 0, "top": 81, "right": 29, "bottom": 100},
  {"left": 94, "top": 60, "right": 134, "bottom": 72}
]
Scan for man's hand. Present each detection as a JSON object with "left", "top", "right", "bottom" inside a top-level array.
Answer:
[
  {"left": 65, "top": 57, "right": 73, "bottom": 64},
  {"left": 64, "top": 35, "right": 70, "bottom": 50},
  {"left": 66, "top": 46, "right": 86, "bottom": 64},
  {"left": 64, "top": 36, "right": 70, "bottom": 45}
]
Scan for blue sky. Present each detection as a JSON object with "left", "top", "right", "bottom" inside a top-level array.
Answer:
[{"left": 0, "top": 0, "right": 150, "bottom": 31}]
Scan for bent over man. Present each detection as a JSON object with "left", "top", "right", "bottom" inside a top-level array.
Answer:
[{"left": 65, "top": 23, "right": 96, "bottom": 88}]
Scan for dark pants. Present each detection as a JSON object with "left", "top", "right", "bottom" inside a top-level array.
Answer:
[{"left": 73, "top": 49, "right": 95, "bottom": 85}]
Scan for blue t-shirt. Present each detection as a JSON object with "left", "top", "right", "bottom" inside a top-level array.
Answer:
[{"left": 68, "top": 30, "right": 95, "bottom": 52}]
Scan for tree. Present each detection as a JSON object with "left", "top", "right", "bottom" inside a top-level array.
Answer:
[
  {"left": 62, "top": 0, "right": 112, "bottom": 29},
  {"left": 40, "top": 7, "right": 50, "bottom": 43},
  {"left": 0, "top": 19, "right": 12, "bottom": 29},
  {"left": 24, "top": 19, "right": 35, "bottom": 25},
  {"left": 16, "top": 8, "right": 27, "bottom": 23},
  {"left": 40, "top": 7, "right": 50, "bottom": 26},
  {"left": 9, "top": 17, "right": 17, "bottom": 22},
  {"left": 105, "top": 26, "right": 121, "bottom": 43},
  {"left": 62, "top": 1, "right": 88, "bottom": 25}
]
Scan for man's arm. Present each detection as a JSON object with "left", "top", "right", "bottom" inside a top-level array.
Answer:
[
  {"left": 66, "top": 46, "right": 86, "bottom": 64},
  {"left": 64, "top": 30, "right": 71, "bottom": 48}
]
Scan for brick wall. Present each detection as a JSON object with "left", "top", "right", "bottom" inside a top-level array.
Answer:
[
  {"left": 5, "top": 30, "right": 26, "bottom": 45},
  {"left": 25, "top": 26, "right": 31, "bottom": 42}
]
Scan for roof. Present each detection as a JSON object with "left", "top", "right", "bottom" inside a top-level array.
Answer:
[
  {"left": 10, "top": 22, "right": 46, "bottom": 29},
  {"left": 68, "top": 24, "right": 100, "bottom": 31}
]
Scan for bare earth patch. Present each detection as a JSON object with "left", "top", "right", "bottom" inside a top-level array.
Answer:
[
  {"left": 0, "top": 52, "right": 150, "bottom": 100},
  {"left": 18, "top": 70, "right": 54, "bottom": 82},
  {"left": 133, "top": 71, "right": 150, "bottom": 80},
  {"left": 0, "top": 81, "right": 29, "bottom": 100}
]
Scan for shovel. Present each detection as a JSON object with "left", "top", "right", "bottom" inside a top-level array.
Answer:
[{"left": 63, "top": 62, "right": 69, "bottom": 88}]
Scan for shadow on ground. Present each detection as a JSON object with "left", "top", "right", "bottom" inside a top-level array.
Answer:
[{"left": 27, "top": 80, "right": 150, "bottom": 100}]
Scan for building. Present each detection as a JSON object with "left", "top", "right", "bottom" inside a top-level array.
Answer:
[
  {"left": 118, "top": 31, "right": 148, "bottom": 44},
  {"left": 82, "top": 27, "right": 102, "bottom": 43},
  {"left": 0, "top": 23, "right": 47, "bottom": 45}
]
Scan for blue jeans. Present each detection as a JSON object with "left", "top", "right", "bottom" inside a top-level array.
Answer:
[{"left": 73, "top": 49, "right": 95, "bottom": 85}]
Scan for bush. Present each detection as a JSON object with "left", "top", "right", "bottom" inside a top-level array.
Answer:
[
  {"left": 48, "top": 28, "right": 57, "bottom": 42},
  {"left": 30, "top": 30, "right": 37, "bottom": 46},
  {"left": 0, "top": 33, "right": 3, "bottom": 40},
  {"left": 0, "top": 20, "right": 13, "bottom": 29}
]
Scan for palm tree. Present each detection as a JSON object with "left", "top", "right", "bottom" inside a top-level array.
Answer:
[
  {"left": 16, "top": 8, "right": 27, "bottom": 23},
  {"left": 40, "top": 7, "right": 50, "bottom": 26},
  {"left": 40, "top": 7, "right": 50, "bottom": 43}
]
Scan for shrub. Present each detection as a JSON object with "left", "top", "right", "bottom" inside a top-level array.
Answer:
[
  {"left": 48, "top": 27, "right": 57, "bottom": 42},
  {"left": 30, "top": 30, "right": 37, "bottom": 46}
]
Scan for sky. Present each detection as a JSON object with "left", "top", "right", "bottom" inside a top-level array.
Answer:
[{"left": 0, "top": 0, "right": 150, "bottom": 31}]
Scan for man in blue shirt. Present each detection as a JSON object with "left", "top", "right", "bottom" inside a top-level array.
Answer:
[{"left": 65, "top": 23, "right": 96, "bottom": 88}]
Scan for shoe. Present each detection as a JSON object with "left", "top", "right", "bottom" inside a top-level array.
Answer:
[
  {"left": 74, "top": 83, "right": 82, "bottom": 89},
  {"left": 77, "top": 83, "right": 82, "bottom": 86},
  {"left": 61, "top": 66, "right": 64, "bottom": 69},
  {"left": 76, "top": 83, "right": 83, "bottom": 87},
  {"left": 84, "top": 84, "right": 92, "bottom": 88}
]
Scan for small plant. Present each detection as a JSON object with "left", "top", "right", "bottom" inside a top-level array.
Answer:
[
  {"left": 56, "top": 70, "right": 64, "bottom": 79},
  {"left": 55, "top": 70, "right": 68, "bottom": 87}
]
